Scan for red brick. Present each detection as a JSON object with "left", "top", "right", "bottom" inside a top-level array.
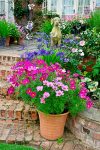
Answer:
[
  {"left": 7, "top": 110, "right": 14, "bottom": 119},
  {"left": 92, "top": 132, "right": 100, "bottom": 140},
  {"left": 16, "top": 111, "right": 22, "bottom": 120},
  {"left": 31, "top": 111, "right": 38, "bottom": 120},
  {"left": 87, "top": 122, "right": 100, "bottom": 132},
  {"left": 1, "top": 110, "right": 6, "bottom": 118}
]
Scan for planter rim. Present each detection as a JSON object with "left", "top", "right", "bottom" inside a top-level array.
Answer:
[{"left": 37, "top": 110, "right": 69, "bottom": 116}]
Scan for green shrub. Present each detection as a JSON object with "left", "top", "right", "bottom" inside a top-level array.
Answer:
[
  {"left": 9, "top": 23, "right": 20, "bottom": 38},
  {"left": 0, "top": 19, "right": 10, "bottom": 37},
  {"left": 87, "top": 10, "right": 100, "bottom": 32},
  {"left": 40, "top": 20, "right": 53, "bottom": 34}
]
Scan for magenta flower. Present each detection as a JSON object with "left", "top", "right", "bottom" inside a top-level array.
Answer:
[
  {"left": 7, "top": 86, "right": 15, "bottom": 95},
  {"left": 30, "top": 92, "right": 36, "bottom": 98},
  {"left": 56, "top": 90, "right": 64, "bottom": 97},
  {"left": 70, "top": 85, "right": 76, "bottom": 90},
  {"left": 26, "top": 88, "right": 32, "bottom": 95},
  {"left": 36, "top": 86, "right": 43, "bottom": 91},
  {"left": 80, "top": 82, "right": 86, "bottom": 87},
  {"left": 21, "top": 78, "right": 30, "bottom": 85},
  {"left": 86, "top": 101, "right": 93, "bottom": 109},
  {"left": 43, "top": 92, "right": 50, "bottom": 99},
  {"left": 73, "top": 73, "right": 79, "bottom": 78}
]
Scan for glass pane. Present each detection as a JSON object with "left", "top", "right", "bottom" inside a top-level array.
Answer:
[
  {"left": 51, "top": 0, "right": 57, "bottom": 12},
  {"left": 78, "top": 0, "right": 83, "bottom": 6},
  {"left": 85, "top": 0, "right": 90, "bottom": 6},
  {"left": 96, "top": 0, "right": 100, "bottom": 6},
  {"left": 0, "top": 1, "right": 5, "bottom": 15},
  {"left": 63, "top": 0, "right": 74, "bottom": 6}
]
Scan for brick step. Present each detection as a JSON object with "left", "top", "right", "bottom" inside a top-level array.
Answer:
[
  {"left": 0, "top": 65, "right": 12, "bottom": 81},
  {"left": 0, "top": 99, "right": 38, "bottom": 121},
  {"left": 0, "top": 54, "right": 21, "bottom": 66}
]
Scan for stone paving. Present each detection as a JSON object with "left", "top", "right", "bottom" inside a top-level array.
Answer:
[
  {"left": 0, "top": 39, "right": 38, "bottom": 57},
  {"left": 0, "top": 120, "right": 95, "bottom": 150}
]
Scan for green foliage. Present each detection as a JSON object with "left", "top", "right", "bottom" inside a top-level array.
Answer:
[
  {"left": 9, "top": 23, "right": 20, "bottom": 38},
  {"left": 81, "top": 28, "right": 100, "bottom": 57},
  {"left": 0, "top": 19, "right": 10, "bottom": 37},
  {"left": 57, "top": 138, "right": 64, "bottom": 144},
  {"left": 35, "top": 0, "right": 43, "bottom": 4},
  {"left": 40, "top": 20, "right": 53, "bottom": 34},
  {"left": 92, "top": 57, "right": 100, "bottom": 82},
  {"left": 87, "top": 10, "right": 100, "bottom": 32},
  {"left": 14, "top": 0, "right": 29, "bottom": 20}
]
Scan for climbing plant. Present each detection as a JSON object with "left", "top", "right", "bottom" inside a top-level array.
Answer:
[{"left": 14, "top": 0, "right": 29, "bottom": 20}]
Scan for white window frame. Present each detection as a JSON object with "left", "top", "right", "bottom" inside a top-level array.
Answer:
[
  {"left": 42, "top": 0, "right": 48, "bottom": 14},
  {"left": 62, "top": 0, "right": 75, "bottom": 16}
]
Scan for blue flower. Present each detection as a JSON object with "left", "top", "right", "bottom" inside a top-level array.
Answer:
[
  {"left": 38, "top": 49, "right": 47, "bottom": 55},
  {"left": 56, "top": 52, "right": 64, "bottom": 58},
  {"left": 37, "top": 38, "right": 42, "bottom": 42},
  {"left": 63, "top": 58, "right": 70, "bottom": 63}
]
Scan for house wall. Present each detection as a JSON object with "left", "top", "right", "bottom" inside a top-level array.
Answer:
[
  {"left": 0, "top": 0, "right": 14, "bottom": 22},
  {"left": 43, "top": 0, "right": 99, "bottom": 20}
]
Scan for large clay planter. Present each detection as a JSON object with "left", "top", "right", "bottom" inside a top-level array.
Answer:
[
  {"left": 5, "top": 37, "right": 10, "bottom": 46},
  {"left": 38, "top": 111, "right": 69, "bottom": 140}
]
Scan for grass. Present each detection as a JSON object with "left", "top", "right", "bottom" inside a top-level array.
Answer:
[{"left": 0, "top": 143, "right": 41, "bottom": 150}]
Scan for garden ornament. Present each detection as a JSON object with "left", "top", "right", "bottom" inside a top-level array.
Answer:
[{"left": 50, "top": 17, "right": 62, "bottom": 47}]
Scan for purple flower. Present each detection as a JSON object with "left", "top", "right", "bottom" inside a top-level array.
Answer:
[
  {"left": 38, "top": 49, "right": 47, "bottom": 55},
  {"left": 56, "top": 52, "right": 64, "bottom": 58},
  {"left": 63, "top": 58, "right": 69, "bottom": 62}
]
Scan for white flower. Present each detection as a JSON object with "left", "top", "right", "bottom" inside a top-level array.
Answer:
[
  {"left": 79, "top": 49, "right": 83, "bottom": 52},
  {"left": 80, "top": 52, "right": 84, "bottom": 56}
]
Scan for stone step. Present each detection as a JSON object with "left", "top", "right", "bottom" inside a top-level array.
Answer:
[
  {"left": 0, "top": 99, "right": 38, "bottom": 121},
  {"left": 0, "top": 65, "right": 12, "bottom": 81}
]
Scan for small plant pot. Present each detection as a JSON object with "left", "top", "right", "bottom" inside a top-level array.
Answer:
[
  {"left": 5, "top": 37, "right": 10, "bottom": 46},
  {"left": 18, "top": 37, "right": 24, "bottom": 45},
  {"left": 38, "top": 111, "right": 69, "bottom": 140}
]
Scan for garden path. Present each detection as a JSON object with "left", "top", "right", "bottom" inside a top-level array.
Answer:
[{"left": 0, "top": 40, "right": 96, "bottom": 150}]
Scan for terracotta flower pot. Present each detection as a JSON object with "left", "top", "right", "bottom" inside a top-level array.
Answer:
[
  {"left": 38, "top": 111, "right": 69, "bottom": 140},
  {"left": 18, "top": 37, "right": 24, "bottom": 45},
  {"left": 5, "top": 37, "right": 10, "bottom": 46}
]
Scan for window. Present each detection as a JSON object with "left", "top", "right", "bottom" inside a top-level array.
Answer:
[
  {"left": 62, "top": 0, "right": 74, "bottom": 15},
  {"left": 96, "top": 0, "right": 100, "bottom": 7},
  {"left": 51, "top": 0, "right": 57, "bottom": 12},
  {"left": 42, "top": 0, "right": 47, "bottom": 14},
  {"left": 78, "top": 0, "right": 90, "bottom": 15},
  {"left": 8, "top": 0, "right": 13, "bottom": 19},
  {"left": 0, "top": 0, "right": 5, "bottom": 16}
]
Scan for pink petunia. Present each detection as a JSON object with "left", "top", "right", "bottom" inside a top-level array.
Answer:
[
  {"left": 40, "top": 98, "right": 45, "bottom": 104},
  {"left": 36, "top": 86, "right": 43, "bottom": 91},
  {"left": 79, "top": 40, "right": 85, "bottom": 46},
  {"left": 43, "top": 92, "right": 50, "bottom": 99},
  {"left": 56, "top": 90, "right": 64, "bottom": 97},
  {"left": 71, "top": 48, "right": 78, "bottom": 53},
  {"left": 61, "top": 85, "right": 68, "bottom": 91}
]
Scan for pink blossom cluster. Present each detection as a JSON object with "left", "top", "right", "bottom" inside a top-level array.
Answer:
[
  {"left": 26, "top": 88, "right": 36, "bottom": 98},
  {"left": 7, "top": 59, "right": 61, "bottom": 95}
]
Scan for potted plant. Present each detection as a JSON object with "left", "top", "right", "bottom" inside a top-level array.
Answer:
[
  {"left": 0, "top": 19, "right": 11, "bottom": 46},
  {"left": 7, "top": 59, "right": 93, "bottom": 140}
]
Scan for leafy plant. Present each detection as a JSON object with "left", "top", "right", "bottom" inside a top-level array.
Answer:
[
  {"left": 92, "top": 57, "right": 100, "bottom": 82},
  {"left": 35, "top": 0, "right": 43, "bottom": 4},
  {"left": 9, "top": 23, "right": 20, "bottom": 38},
  {"left": 87, "top": 9, "right": 100, "bottom": 32},
  {"left": 7, "top": 59, "right": 93, "bottom": 116},
  {"left": 0, "top": 19, "right": 10, "bottom": 37},
  {"left": 40, "top": 20, "right": 53, "bottom": 34},
  {"left": 14, "top": 0, "right": 29, "bottom": 20}
]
